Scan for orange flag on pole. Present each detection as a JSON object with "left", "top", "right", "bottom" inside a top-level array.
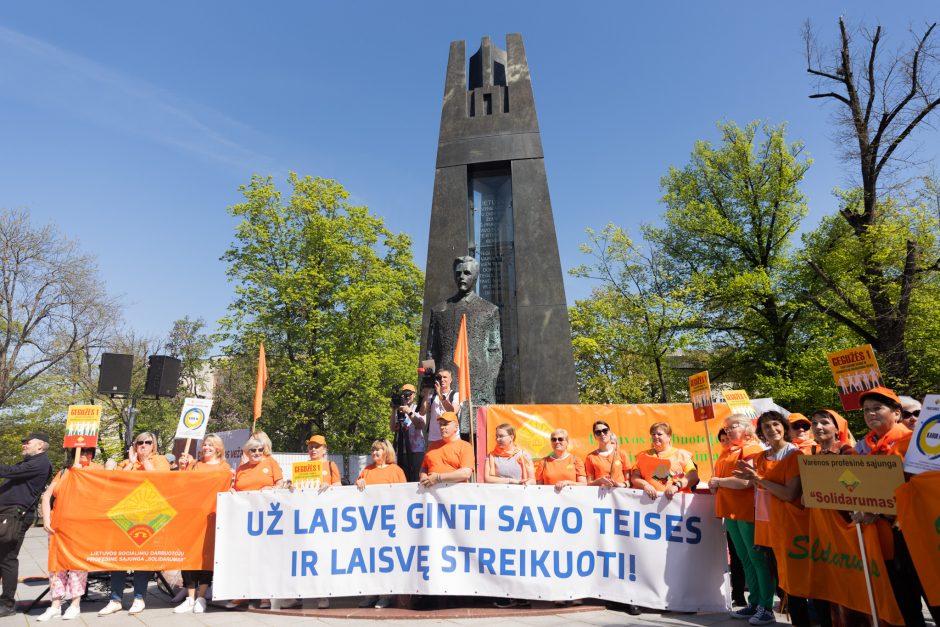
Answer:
[
  {"left": 454, "top": 314, "right": 471, "bottom": 402},
  {"left": 253, "top": 342, "right": 267, "bottom": 429}
]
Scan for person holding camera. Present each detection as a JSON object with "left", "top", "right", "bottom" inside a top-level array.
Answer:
[
  {"left": 390, "top": 384, "right": 424, "bottom": 482},
  {"left": 420, "top": 369, "right": 460, "bottom": 444}
]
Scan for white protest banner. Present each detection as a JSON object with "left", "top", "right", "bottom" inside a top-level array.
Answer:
[
  {"left": 904, "top": 394, "right": 940, "bottom": 474},
  {"left": 217, "top": 429, "right": 250, "bottom": 471},
  {"left": 214, "top": 484, "right": 729, "bottom": 611},
  {"left": 174, "top": 398, "right": 213, "bottom": 440}
]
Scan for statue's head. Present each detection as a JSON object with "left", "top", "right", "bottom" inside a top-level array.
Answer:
[{"left": 453, "top": 256, "right": 479, "bottom": 295}]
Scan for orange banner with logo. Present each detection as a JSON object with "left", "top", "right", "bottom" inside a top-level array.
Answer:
[
  {"left": 781, "top": 508, "right": 903, "bottom": 625},
  {"left": 483, "top": 404, "right": 730, "bottom": 481},
  {"left": 896, "top": 471, "right": 940, "bottom": 605},
  {"left": 49, "top": 469, "right": 232, "bottom": 571}
]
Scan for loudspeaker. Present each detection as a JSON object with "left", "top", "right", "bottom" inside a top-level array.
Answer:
[
  {"left": 144, "top": 355, "right": 182, "bottom": 398},
  {"left": 98, "top": 353, "right": 133, "bottom": 396}
]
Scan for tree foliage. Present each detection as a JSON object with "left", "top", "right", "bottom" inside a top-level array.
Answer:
[
  {"left": 804, "top": 17, "right": 940, "bottom": 382},
  {"left": 218, "top": 173, "right": 423, "bottom": 453},
  {"left": 649, "top": 121, "right": 811, "bottom": 385}
]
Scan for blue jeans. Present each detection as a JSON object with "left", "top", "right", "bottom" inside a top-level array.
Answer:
[{"left": 110, "top": 571, "right": 150, "bottom": 601}]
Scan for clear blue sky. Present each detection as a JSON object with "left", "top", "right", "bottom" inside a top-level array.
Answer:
[{"left": 1, "top": 2, "right": 937, "bottom": 340}]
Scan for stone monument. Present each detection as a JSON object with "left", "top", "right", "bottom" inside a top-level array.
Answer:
[
  {"left": 420, "top": 34, "right": 579, "bottom": 404},
  {"left": 426, "top": 256, "right": 502, "bottom": 405}
]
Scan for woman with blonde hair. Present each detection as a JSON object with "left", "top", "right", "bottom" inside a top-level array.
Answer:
[
  {"left": 631, "top": 421, "right": 697, "bottom": 500},
  {"left": 174, "top": 434, "right": 233, "bottom": 614},
  {"left": 708, "top": 414, "right": 774, "bottom": 624},
  {"left": 535, "top": 428, "right": 586, "bottom": 490},
  {"left": 484, "top": 424, "right": 535, "bottom": 486}
]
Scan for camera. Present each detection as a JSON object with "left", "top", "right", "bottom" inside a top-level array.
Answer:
[
  {"left": 417, "top": 359, "right": 437, "bottom": 390},
  {"left": 390, "top": 390, "right": 406, "bottom": 409}
]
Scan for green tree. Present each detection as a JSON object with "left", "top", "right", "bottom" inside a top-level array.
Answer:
[
  {"left": 166, "top": 316, "right": 214, "bottom": 397},
  {"left": 649, "top": 121, "right": 811, "bottom": 388},
  {"left": 570, "top": 225, "right": 699, "bottom": 403},
  {"left": 219, "top": 173, "right": 423, "bottom": 452},
  {"left": 804, "top": 18, "right": 940, "bottom": 382}
]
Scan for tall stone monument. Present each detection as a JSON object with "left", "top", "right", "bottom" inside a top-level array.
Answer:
[{"left": 420, "top": 34, "right": 579, "bottom": 404}]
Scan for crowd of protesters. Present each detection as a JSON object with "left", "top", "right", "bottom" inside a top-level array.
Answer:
[{"left": 0, "top": 383, "right": 934, "bottom": 626}]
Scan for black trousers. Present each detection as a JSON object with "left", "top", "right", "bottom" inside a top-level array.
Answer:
[
  {"left": 401, "top": 451, "right": 424, "bottom": 483},
  {"left": 0, "top": 510, "right": 34, "bottom": 608}
]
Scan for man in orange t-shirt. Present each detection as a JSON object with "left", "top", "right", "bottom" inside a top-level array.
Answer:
[{"left": 419, "top": 412, "right": 473, "bottom": 486}]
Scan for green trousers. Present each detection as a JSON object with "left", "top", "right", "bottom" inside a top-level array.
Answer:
[{"left": 725, "top": 518, "right": 775, "bottom": 610}]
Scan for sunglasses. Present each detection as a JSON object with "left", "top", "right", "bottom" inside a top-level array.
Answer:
[
  {"left": 247, "top": 447, "right": 264, "bottom": 453},
  {"left": 791, "top": 423, "right": 810, "bottom": 430},
  {"left": 594, "top": 428, "right": 609, "bottom": 436},
  {"left": 902, "top": 410, "right": 920, "bottom": 418},
  {"left": 135, "top": 440, "right": 153, "bottom": 446},
  {"left": 550, "top": 437, "right": 566, "bottom": 442}
]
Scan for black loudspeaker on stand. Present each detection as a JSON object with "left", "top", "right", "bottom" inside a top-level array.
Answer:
[
  {"left": 144, "top": 355, "right": 182, "bottom": 398},
  {"left": 98, "top": 353, "right": 133, "bottom": 396}
]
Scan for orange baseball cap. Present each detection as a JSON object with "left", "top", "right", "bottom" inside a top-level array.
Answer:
[
  {"left": 859, "top": 386, "right": 901, "bottom": 406},
  {"left": 400, "top": 383, "right": 416, "bottom": 393},
  {"left": 437, "top": 411, "right": 459, "bottom": 423},
  {"left": 788, "top": 413, "right": 811, "bottom": 427},
  {"left": 306, "top": 434, "right": 327, "bottom": 446}
]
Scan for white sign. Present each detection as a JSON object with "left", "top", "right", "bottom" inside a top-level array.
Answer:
[
  {"left": 214, "top": 484, "right": 729, "bottom": 611},
  {"left": 174, "top": 398, "right": 214, "bottom": 439},
  {"left": 904, "top": 394, "right": 940, "bottom": 474}
]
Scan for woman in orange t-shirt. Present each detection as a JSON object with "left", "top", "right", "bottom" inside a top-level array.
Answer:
[
  {"left": 535, "top": 429, "right": 586, "bottom": 490},
  {"left": 303, "top": 434, "right": 342, "bottom": 486},
  {"left": 356, "top": 440, "right": 407, "bottom": 488},
  {"left": 630, "top": 421, "right": 697, "bottom": 500},
  {"left": 708, "top": 414, "right": 774, "bottom": 623},
  {"left": 584, "top": 421, "right": 629, "bottom": 488},
  {"left": 355, "top": 439, "right": 405, "bottom": 610},
  {"left": 175, "top": 434, "right": 233, "bottom": 614}
]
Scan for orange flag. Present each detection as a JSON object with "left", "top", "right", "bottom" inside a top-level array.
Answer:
[
  {"left": 49, "top": 469, "right": 231, "bottom": 571},
  {"left": 253, "top": 342, "right": 267, "bottom": 428},
  {"left": 454, "top": 314, "right": 471, "bottom": 402}
]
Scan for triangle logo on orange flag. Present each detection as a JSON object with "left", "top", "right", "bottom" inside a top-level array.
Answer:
[
  {"left": 453, "top": 314, "right": 471, "bottom": 402},
  {"left": 253, "top": 342, "right": 267, "bottom": 426}
]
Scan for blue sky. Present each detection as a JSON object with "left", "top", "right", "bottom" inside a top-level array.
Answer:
[{"left": 1, "top": 2, "right": 938, "bottom": 341}]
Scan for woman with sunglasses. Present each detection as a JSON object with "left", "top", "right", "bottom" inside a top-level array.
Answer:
[
  {"left": 631, "top": 422, "right": 697, "bottom": 500},
  {"left": 174, "top": 435, "right": 233, "bottom": 614},
  {"left": 584, "top": 421, "right": 629, "bottom": 488},
  {"left": 98, "top": 432, "right": 170, "bottom": 616},
  {"left": 303, "top": 434, "right": 341, "bottom": 487},
  {"left": 535, "top": 429, "right": 586, "bottom": 490}
]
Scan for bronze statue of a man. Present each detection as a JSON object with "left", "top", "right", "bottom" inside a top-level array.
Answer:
[{"left": 426, "top": 256, "right": 502, "bottom": 405}]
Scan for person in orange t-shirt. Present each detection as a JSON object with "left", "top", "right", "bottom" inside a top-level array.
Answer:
[
  {"left": 419, "top": 412, "right": 473, "bottom": 486},
  {"left": 535, "top": 429, "right": 586, "bottom": 490},
  {"left": 630, "top": 421, "right": 697, "bottom": 500},
  {"left": 854, "top": 387, "right": 937, "bottom": 627},
  {"left": 37, "top": 449, "right": 103, "bottom": 621},
  {"left": 304, "top": 435, "right": 342, "bottom": 486},
  {"left": 99, "top": 432, "right": 169, "bottom": 616},
  {"left": 584, "top": 421, "right": 629, "bottom": 488},
  {"left": 233, "top": 436, "right": 284, "bottom": 492},
  {"left": 708, "top": 414, "right": 773, "bottom": 623},
  {"left": 787, "top": 413, "right": 817, "bottom": 454},
  {"left": 174, "top": 434, "right": 233, "bottom": 615},
  {"left": 356, "top": 440, "right": 407, "bottom": 488},
  {"left": 355, "top": 439, "right": 406, "bottom": 610}
]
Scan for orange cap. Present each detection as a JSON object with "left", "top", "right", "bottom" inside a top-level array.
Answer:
[
  {"left": 400, "top": 383, "right": 416, "bottom": 393},
  {"left": 306, "top": 434, "right": 326, "bottom": 446},
  {"left": 438, "top": 411, "right": 459, "bottom": 423},
  {"left": 859, "top": 386, "right": 901, "bottom": 406},
  {"left": 788, "top": 413, "right": 811, "bottom": 427}
]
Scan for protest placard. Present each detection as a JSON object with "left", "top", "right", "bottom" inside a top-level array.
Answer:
[
  {"left": 904, "top": 394, "right": 940, "bottom": 474},
  {"left": 688, "top": 371, "right": 714, "bottom": 422},
  {"left": 291, "top": 460, "right": 323, "bottom": 487},
  {"left": 64, "top": 405, "right": 102, "bottom": 449},
  {"left": 827, "top": 344, "right": 883, "bottom": 411},
  {"left": 175, "top": 398, "right": 213, "bottom": 440},
  {"left": 722, "top": 390, "right": 756, "bottom": 421},
  {"left": 798, "top": 455, "right": 904, "bottom": 515}
]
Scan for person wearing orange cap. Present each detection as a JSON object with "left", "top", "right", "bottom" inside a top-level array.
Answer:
[
  {"left": 808, "top": 410, "right": 856, "bottom": 455},
  {"left": 786, "top": 414, "right": 816, "bottom": 454},
  {"left": 390, "top": 383, "right": 424, "bottom": 482},
  {"left": 304, "top": 435, "right": 342, "bottom": 486},
  {"left": 419, "top": 411, "right": 473, "bottom": 485},
  {"left": 853, "top": 386, "right": 937, "bottom": 626}
]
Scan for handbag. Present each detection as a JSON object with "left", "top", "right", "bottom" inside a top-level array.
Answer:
[{"left": 0, "top": 505, "right": 25, "bottom": 544}]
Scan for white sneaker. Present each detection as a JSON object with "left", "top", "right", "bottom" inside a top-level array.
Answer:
[
  {"left": 193, "top": 598, "right": 206, "bottom": 614},
  {"left": 317, "top": 598, "right": 330, "bottom": 609},
  {"left": 98, "top": 601, "right": 123, "bottom": 616},
  {"left": 173, "top": 598, "right": 195, "bottom": 614},
  {"left": 128, "top": 599, "right": 145, "bottom": 615},
  {"left": 36, "top": 606, "right": 61, "bottom": 621},
  {"left": 62, "top": 604, "right": 81, "bottom": 620}
]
